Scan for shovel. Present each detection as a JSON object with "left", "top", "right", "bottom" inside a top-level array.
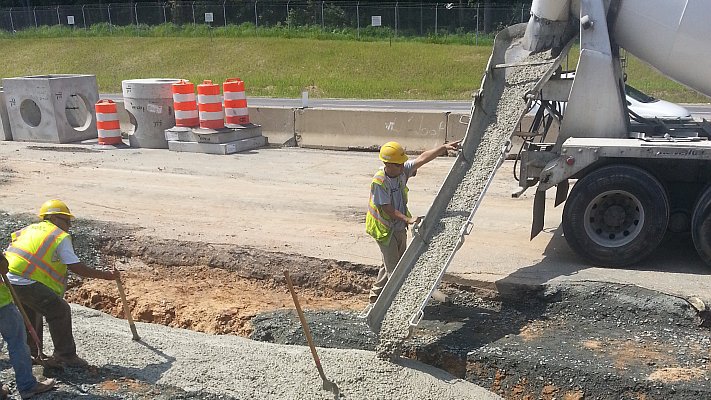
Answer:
[
  {"left": 284, "top": 270, "right": 340, "bottom": 398},
  {"left": 115, "top": 272, "right": 140, "bottom": 341},
  {"left": 1, "top": 273, "right": 52, "bottom": 367}
]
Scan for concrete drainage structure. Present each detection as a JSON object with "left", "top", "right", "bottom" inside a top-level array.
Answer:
[
  {"left": 122, "top": 78, "right": 181, "bottom": 149},
  {"left": 2, "top": 74, "right": 99, "bottom": 143},
  {"left": 0, "top": 87, "right": 12, "bottom": 141}
]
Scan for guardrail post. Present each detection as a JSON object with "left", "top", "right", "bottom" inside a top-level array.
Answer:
[
  {"left": 476, "top": 3, "right": 480, "bottom": 43},
  {"left": 254, "top": 0, "right": 258, "bottom": 29},
  {"left": 222, "top": 0, "right": 227, "bottom": 26},
  {"left": 134, "top": 3, "right": 139, "bottom": 25},
  {"left": 320, "top": 1, "right": 324, "bottom": 31},
  {"left": 434, "top": 3, "right": 437, "bottom": 35},
  {"left": 395, "top": 1, "right": 398, "bottom": 36},
  {"left": 33, "top": 6, "right": 37, "bottom": 28},
  {"left": 192, "top": 1, "right": 196, "bottom": 24},
  {"left": 56, "top": 6, "right": 60, "bottom": 26},
  {"left": 9, "top": 8, "right": 14, "bottom": 32},
  {"left": 286, "top": 0, "right": 290, "bottom": 28},
  {"left": 356, "top": 1, "right": 359, "bottom": 38},
  {"left": 82, "top": 5, "right": 86, "bottom": 28},
  {"left": 108, "top": 4, "right": 113, "bottom": 29},
  {"left": 162, "top": 2, "right": 167, "bottom": 24}
]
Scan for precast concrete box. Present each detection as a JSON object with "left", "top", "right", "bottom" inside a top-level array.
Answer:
[
  {"left": 0, "top": 87, "right": 12, "bottom": 140},
  {"left": 122, "top": 78, "right": 181, "bottom": 149},
  {"left": 2, "top": 75, "right": 99, "bottom": 143}
]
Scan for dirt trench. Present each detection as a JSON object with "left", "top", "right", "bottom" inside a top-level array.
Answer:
[{"left": 2, "top": 216, "right": 711, "bottom": 399}]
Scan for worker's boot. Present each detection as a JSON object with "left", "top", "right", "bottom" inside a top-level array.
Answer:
[
  {"left": 19, "top": 378, "right": 55, "bottom": 399},
  {"left": 51, "top": 354, "right": 89, "bottom": 368}
]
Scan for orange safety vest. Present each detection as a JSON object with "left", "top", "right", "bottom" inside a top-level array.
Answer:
[
  {"left": 5, "top": 220, "right": 70, "bottom": 296},
  {"left": 366, "top": 169, "right": 411, "bottom": 244}
]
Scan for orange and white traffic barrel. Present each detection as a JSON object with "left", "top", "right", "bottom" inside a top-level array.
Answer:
[
  {"left": 172, "top": 80, "right": 199, "bottom": 127},
  {"left": 95, "top": 99, "right": 122, "bottom": 145},
  {"left": 223, "top": 78, "right": 250, "bottom": 125},
  {"left": 197, "top": 80, "right": 224, "bottom": 130}
]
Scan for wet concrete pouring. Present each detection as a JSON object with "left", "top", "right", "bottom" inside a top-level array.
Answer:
[{"left": 1, "top": 214, "right": 710, "bottom": 399}]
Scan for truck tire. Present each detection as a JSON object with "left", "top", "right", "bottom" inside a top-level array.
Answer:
[
  {"left": 562, "top": 165, "right": 669, "bottom": 267},
  {"left": 691, "top": 185, "right": 711, "bottom": 267}
]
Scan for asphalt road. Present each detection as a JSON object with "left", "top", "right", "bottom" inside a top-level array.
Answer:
[{"left": 104, "top": 94, "right": 710, "bottom": 118}]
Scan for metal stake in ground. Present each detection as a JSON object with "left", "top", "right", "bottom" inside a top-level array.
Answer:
[
  {"left": 1, "top": 273, "right": 49, "bottom": 366},
  {"left": 284, "top": 270, "right": 340, "bottom": 398},
  {"left": 115, "top": 272, "right": 140, "bottom": 341}
]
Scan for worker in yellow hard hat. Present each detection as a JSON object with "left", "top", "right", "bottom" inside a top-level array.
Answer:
[
  {"left": 4, "top": 199, "right": 120, "bottom": 369},
  {"left": 366, "top": 140, "right": 460, "bottom": 303}
]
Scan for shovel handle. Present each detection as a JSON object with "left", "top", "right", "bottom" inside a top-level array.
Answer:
[
  {"left": 115, "top": 276, "right": 140, "bottom": 341},
  {"left": 284, "top": 270, "right": 328, "bottom": 381},
  {"left": 1, "top": 273, "right": 43, "bottom": 357}
]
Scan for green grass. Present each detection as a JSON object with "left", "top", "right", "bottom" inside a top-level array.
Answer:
[{"left": 0, "top": 25, "right": 706, "bottom": 103}]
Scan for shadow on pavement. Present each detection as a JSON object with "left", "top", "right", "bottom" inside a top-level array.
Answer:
[{"left": 495, "top": 226, "right": 711, "bottom": 300}]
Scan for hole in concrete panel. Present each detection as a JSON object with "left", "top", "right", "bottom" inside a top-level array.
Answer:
[
  {"left": 125, "top": 109, "right": 137, "bottom": 136},
  {"left": 65, "top": 93, "right": 92, "bottom": 131},
  {"left": 20, "top": 99, "right": 41, "bottom": 127}
]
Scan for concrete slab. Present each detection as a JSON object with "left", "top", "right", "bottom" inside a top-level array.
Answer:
[
  {"left": 295, "top": 108, "right": 448, "bottom": 152},
  {"left": 446, "top": 112, "right": 468, "bottom": 142},
  {"left": 2, "top": 74, "right": 99, "bottom": 143},
  {"left": 168, "top": 135, "right": 266, "bottom": 155},
  {"left": 165, "top": 125, "right": 262, "bottom": 144},
  {"left": 249, "top": 106, "right": 295, "bottom": 146}
]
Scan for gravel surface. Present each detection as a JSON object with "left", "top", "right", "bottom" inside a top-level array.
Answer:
[
  {"left": 0, "top": 305, "right": 501, "bottom": 400},
  {"left": 375, "top": 47, "right": 557, "bottom": 359},
  {"left": 252, "top": 282, "right": 711, "bottom": 399}
]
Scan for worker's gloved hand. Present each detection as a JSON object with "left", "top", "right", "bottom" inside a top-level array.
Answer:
[{"left": 407, "top": 216, "right": 422, "bottom": 225}]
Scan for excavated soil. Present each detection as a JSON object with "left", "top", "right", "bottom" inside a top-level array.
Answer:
[{"left": 1, "top": 215, "right": 710, "bottom": 399}]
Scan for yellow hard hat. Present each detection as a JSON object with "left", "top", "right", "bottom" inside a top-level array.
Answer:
[
  {"left": 38, "top": 199, "right": 75, "bottom": 220},
  {"left": 379, "top": 141, "right": 408, "bottom": 164}
]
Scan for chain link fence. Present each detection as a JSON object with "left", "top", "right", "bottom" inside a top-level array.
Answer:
[{"left": 0, "top": 1, "right": 531, "bottom": 37}]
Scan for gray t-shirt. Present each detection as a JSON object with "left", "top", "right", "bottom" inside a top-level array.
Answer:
[{"left": 372, "top": 160, "right": 415, "bottom": 232}]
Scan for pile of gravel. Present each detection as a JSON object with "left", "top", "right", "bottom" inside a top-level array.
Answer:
[
  {"left": 0, "top": 305, "right": 500, "bottom": 399},
  {"left": 376, "top": 47, "right": 556, "bottom": 359}
]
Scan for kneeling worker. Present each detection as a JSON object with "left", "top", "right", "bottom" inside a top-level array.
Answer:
[{"left": 4, "top": 199, "right": 119, "bottom": 368}]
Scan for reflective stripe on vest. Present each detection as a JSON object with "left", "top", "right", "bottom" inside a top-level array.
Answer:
[
  {"left": 365, "top": 169, "right": 410, "bottom": 243},
  {"left": 6, "top": 221, "right": 69, "bottom": 295}
]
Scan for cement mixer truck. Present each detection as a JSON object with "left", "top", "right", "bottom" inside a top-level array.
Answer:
[
  {"left": 516, "top": 0, "right": 711, "bottom": 267},
  {"left": 365, "top": 0, "right": 711, "bottom": 343}
]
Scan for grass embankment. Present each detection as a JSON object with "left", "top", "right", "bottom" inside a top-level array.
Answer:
[{"left": 0, "top": 25, "right": 706, "bottom": 103}]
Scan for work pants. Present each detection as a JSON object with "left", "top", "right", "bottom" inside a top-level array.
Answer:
[
  {"left": 369, "top": 229, "right": 408, "bottom": 302},
  {"left": 11, "top": 282, "right": 76, "bottom": 358},
  {"left": 0, "top": 303, "right": 37, "bottom": 393}
]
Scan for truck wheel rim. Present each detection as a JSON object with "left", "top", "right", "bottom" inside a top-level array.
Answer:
[{"left": 583, "top": 190, "right": 644, "bottom": 248}]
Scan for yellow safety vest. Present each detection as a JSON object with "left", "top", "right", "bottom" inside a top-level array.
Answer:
[
  {"left": 5, "top": 221, "right": 70, "bottom": 296},
  {"left": 0, "top": 284, "right": 11, "bottom": 308},
  {"left": 366, "top": 169, "right": 411, "bottom": 244}
]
